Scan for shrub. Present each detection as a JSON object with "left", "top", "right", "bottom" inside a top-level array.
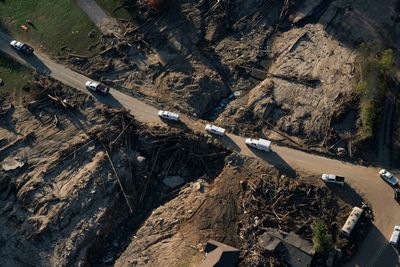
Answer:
[
  {"left": 312, "top": 219, "right": 334, "bottom": 254},
  {"left": 355, "top": 45, "right": 394, "bottom": 141}
]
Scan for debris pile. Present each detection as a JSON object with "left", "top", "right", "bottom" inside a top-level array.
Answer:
[{"left": 0, "top": 76, "right": 229, "bottom": 266}]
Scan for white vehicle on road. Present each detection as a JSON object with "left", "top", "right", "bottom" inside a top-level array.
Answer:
[
  {"left": 321, "top": 174, "right": 345, "bottom": 186},
  {"left": 390, "top": 225, "right": 400, "bottom": 246},
  {"left": 10, "top": 40, "right": 34, "bottom": 55},
  {"left": 157, "top": 110, "right": 179, "bottom": 121},
  {"left": 85, "top": 81, "right": 109, "bottom": 94},
  {"left": 205, "top": 124, "right": 225, "bottom": 136},
  {"left": 379, "top": 169, "right": 399, "bottom": 187},
  {"left": 245, "top": 138, "right": 271, "bottom": 152}
]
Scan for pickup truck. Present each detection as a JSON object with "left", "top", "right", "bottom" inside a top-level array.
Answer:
[
  {"left": 245, "top": 138, "right": 271, "bottom": 152},
  {"left": 321, "top": 174, "right": 345, "bottom": 186},
  {"left": 85, "top": 81, "right": 110, "bottom": 94},
  {"left": 10, "top": 40, "right": 34, "bottom": 55}
]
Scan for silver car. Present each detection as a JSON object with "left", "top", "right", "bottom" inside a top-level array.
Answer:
[{"left": 379, "top": 169, "right": 399, "bottom": 187}]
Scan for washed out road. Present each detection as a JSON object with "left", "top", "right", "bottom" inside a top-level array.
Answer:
[{"left": 0, "top": 30, "right": 399, "bottom": 266}]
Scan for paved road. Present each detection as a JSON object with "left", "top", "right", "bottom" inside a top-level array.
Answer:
[{"left": 0, "top": 31, "right": 399, "bottom": 266}]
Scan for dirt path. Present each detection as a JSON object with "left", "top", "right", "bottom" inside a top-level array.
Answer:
[
  {"left": 378, "top": 94, "right": 395, "bottom": 166},
  {"left": 76, "top": 0, "right": 121, "bottom": 35},
  {"left": 0, "top": 30, "right": 399, "bottom": 266}
]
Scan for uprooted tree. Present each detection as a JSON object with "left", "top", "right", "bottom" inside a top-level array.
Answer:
[{"left": 312, "top": 219, "right": 334, "bottom": 254}]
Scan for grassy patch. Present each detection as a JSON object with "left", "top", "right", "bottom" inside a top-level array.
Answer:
[
  {"left": 0, "top": 0, "right": 101, "bottom": 56},
  {"left": 96, "top": 0, "right": 130, "bottom": 19},
  {"left": 0, "top": 53, "right": 32, "bottom": 94},
  {"left": 355, "top": 44, "right": 394, "bottom": 141}
]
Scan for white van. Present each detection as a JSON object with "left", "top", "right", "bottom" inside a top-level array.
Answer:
[
  {"left": 157, "top": 110, "right": 180, "bottom": 121},
  {"left": 205, "top": 124, "right": 225, "bottom": 136},
  {"left": 389, "top": 225, "right": 400, "bottom": 246},
  {"left": 245, "top": 138, "right": 271, "bottom": 152}
]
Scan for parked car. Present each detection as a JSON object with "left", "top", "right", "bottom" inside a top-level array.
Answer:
[
  {"left": 245, "top": 138, "right": 271, "bottom": 152},
  {"left": 321, "top": 174, "right": 345, "bottom": 186},
  {"left": 379, "top": 169, "right": 399, "bottom": 187},
  {"left": 10, "top": 40, "right": 34, "bottom": 55},
  {"left": 389, "top": 225, "right": 400, "bottom": 246},
  {"left": 157, "top": 110, "right": 179, "bottom": 121},
  {"left": 85, "top": 81, "right": 109, "bottom": 94},
  {"left": 205, "top": 124, "right": 225, "bottom": 136}
]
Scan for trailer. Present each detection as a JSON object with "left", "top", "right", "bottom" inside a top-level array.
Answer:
[
  {"left": 245, "top": 138, "right": 271, "bottom": 152},
  {"left": 205, "top": 124, "right": 225, "bottom": 136},
  {"left": 341, "top": 207, "right": 363, "bottom": 237}
]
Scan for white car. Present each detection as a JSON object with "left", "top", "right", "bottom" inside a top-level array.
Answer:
[
  {"left": 157, "top": 110, "right": 179, "bottom": 121},
  {"left": 245, "top": 138, "right": 271, "bottom": 152},
  {"left": 85, "top": 81, "right": 109, "bottom": 94},
  {"left": 10, "top": 40, "right": 34, "bottom": 54},
  {"left": 389, "top": 225, "right": 400, "bottom": 246},
  {"left": 205, "top": 124, "right": 225, "bottom": 136},
  {"left": 379, "top": 169, "right": 399, "bottom": 187}
]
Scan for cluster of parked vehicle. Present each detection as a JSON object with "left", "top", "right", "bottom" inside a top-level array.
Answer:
[
  {"left": 321, "top": 169, "right": 400, "bottom": 247},
  {"left": 157, "top": 110, "right": 272, "bottom": 152}
]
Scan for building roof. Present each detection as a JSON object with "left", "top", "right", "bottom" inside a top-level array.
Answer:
[
  {"left": 259, "top": 229, "right": 315, "bottom": 267},
  {"left": 199, "top": 239, "right": 240, "bottom": 267}
]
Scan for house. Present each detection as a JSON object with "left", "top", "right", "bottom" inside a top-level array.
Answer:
[
  {"left": 199, "top": 239, "right": 240, "bottom": 267},
  {"left": 259, "top": 229, "right": 315, "bottom": 267}
]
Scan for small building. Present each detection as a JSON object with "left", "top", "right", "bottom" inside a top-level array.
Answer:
[
  {"left": 341, "top": 206, "right": 363, "bottom": 237},
  {"left": 258, "top": 229, "right": 315, "bottom": 267},
  {"left": 199, "top": 239, "right": 240, "bottom": 267}
]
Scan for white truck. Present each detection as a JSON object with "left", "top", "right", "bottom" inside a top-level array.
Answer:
[
  {"left": 205, "top": 124, "right": 225, "bottom": 136},
  {"left": 85, "top": 81, "right": 110, "bottom": 94},
  {"left": 245, "top": 138, "right": 271, "bottom": 152},
  {"left": 157, "top": 110, "right": 179, "bottom": 121},
  {"left": 390, "top": 225, "right": 400, "bottom": 246},
  {"left": 321, "top": 174, "right": 345, "bottom": 186}
]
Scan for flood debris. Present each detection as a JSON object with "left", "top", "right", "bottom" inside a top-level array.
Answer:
[{"left": 1, "top": 156, "right": 26, "bottom": 171}]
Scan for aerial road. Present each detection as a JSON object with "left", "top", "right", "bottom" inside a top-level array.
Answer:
[{"left": 0, "top": 30, "right": 399, "bottom": 266}]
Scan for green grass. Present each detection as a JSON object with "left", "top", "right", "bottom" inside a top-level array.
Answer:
[
  {"left": 0, "top": 53, "right": 32, "bottom": 94},
  {"left": 96, "top": 0, "right": 130, "bottom": 19},
  {"left": 0, "top": 0, "right": 101, "bottom": 56}
]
